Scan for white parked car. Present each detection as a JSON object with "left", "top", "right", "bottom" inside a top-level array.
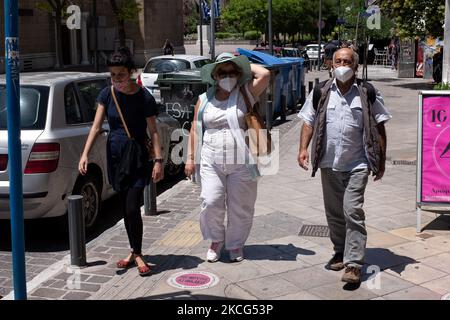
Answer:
[
  {"left": 306, "top": 44, "right": 325, "bottom": 60},
  {"left": 138, "top": 55, "right": 211, "bottom": 102},
  {"left": 0, "top": 72, "right": 180, "bottom": 229}
]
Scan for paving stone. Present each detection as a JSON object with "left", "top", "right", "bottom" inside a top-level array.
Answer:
[
  {"left": 110, "top": 235, "right": 130, "bottom": 242},
  {"left": 105, "top": 241, "right": 129, "bottom": 248},
  {"left": 93, "top": 246, "right": 110, "bottom": 253},
  {"left": 421, "top": 275, "right": 450, "bottom": 295},
  {"left": 279, "top": 265, "right": 341, "bottom": 291},
  {"left": 77, "top": 283, "right": 102, "bottom": 292},
  {"left": 361, "top": 270, "right": 415, "bottom": 296},
  {"left": 223, "top": 283, "right": 258, "bottom": 300},
  {"left": 55, "top": 273, "right": 90, "bottom": 282},
  {"left": 389, "top": 227, "right": 431, "bottom": 241},
  {"left": 84, "top": 268, "right": 118, "bottom": 277},
  {"left": 420, "top": 235, "right": 450, "bottom": 252},
  {"left": 107, "top": 248, "right": 134, "bottom": 255},
  {"left": 236, "top": 274, "right": 301, "bottom": 299},
  {"left": 385, "top": 262, "right": 448, "bottom": 285},
  {"left": 32, "top": 288, "right": 66, "bottom": 299},
  {"left": 421, "top": 252, "right": 450, "bottom": 273},
  {"left": 382, "top": 286, "right": 442, "bottom": 300},
  {"left": 308, "top": 281, "right": 378, "bottom": 300},
  {"left": 367, "top": 232, "right": 410, "bottom": 248},
  {"left": 27, "top": 258, "right": 59, "bottom": 266},
  {"left": 50, "top": 280, "right": 68, "bottom": 289},
  {"left": 203, "top": 259, "right": 273, "bottom": 283},
  {"left": 86, "top": 275, "right": 113, "bottom": 284},
  {"left": 62, "top": 291, "right": 92, "bottom": 300},
  {"left": 389, "top": 242, "right": 444, "bottom": 261},
  {"left": 273, "top": 291, "right": 322, "bottom": 300}
]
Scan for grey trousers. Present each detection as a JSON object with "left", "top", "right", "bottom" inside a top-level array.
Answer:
[{"left": 320, "top": 168, "right": 369, "bottom": 268}]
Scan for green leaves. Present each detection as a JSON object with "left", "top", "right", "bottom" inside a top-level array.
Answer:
[
  {"left": 434, "top": 82, "right": 450, "bottom": 90},
  {"left": 379, "top": 0, "right": 445, "bottom": 38},
  {"left": 111, "top": 0, "right": 142, "bottom": 22}
]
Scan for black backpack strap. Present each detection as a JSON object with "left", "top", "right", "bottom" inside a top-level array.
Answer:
[
  {"left": 312, "top": 80, "right": 330, "bottom": 111},
  {"left": 357, "top": 78, "right": 377, "bottom": 104}
]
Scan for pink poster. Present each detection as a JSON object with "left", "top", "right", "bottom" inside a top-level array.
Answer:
[{"left": 421, "top": 96, "right": 450, "bottom": 203}]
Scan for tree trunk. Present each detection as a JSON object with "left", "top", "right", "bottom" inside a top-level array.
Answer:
[
  {"left": 110, "top": 0, "right": 127, "bottom": 48},
  {"left": 54, "top": 13, "right": 64, "bottom": 69},
  {"left": 118, "top": 19, "right": 126, "bottom": 47}
]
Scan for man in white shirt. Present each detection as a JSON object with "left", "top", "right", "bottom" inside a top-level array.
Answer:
[{"left": 297, "top": 48, "right": 392, "bottom": 284}]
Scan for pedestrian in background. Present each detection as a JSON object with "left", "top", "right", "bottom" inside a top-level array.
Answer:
[
  {"left": 184, "top": 53, "right": 270, "bottom": 263},
  {"left": 79, "top": 47, "right": 164, "bottom": 276},
  {"left": 297, "top": 48, "right": 391, "bottom": 283},
  {"left": 433, "top": 46, "right": 443, "bottom": 83},
  {"left": 163, "top": 39, "right": 174, "bottom": 55}
]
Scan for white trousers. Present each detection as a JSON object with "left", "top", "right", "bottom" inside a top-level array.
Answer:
[{"left": 199, "top": 160, "right": 257, "bottom": 250}]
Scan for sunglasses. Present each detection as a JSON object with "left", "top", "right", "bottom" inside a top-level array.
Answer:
[{"left": 215, "top": 69, "right": 239, "bottom": 79}]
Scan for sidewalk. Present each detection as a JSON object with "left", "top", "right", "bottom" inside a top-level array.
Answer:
[{"left": 5, "top": 66, "right": 450, "bottom": 300}]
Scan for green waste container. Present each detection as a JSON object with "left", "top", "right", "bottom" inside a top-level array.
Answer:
[{"left": 156, "top": 69, "right": 207, "bottom": 134}]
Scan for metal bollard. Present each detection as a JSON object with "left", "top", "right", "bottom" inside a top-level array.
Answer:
[
  {"left": 144, "top": 178, "right": 157, "bottom": 216},
  {"left": 68, "top": 195, "right": 87, "bottom": 267},
  {"left": 292, "top": 89, "right": 298, "bottom": 112},
  {"left": 266, "top": 100, "right": 273, "bottom": 131},
  {"left": 300, "top": 84, "right": 306, "bottom": 105},
  {"left": 308, "top": 81, "right": 314, "bottom": 94},
  {"left": 281, "top": 95, "right": 287, "bottom": 122}
]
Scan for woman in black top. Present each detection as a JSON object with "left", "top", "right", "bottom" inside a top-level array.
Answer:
[{"left": 79, "top": 47, "right": 164, "bottom": 276}]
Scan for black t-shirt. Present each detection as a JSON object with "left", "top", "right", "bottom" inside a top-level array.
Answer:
[{"left": 97, "top": 86, "right": 158, "bottom": 142}]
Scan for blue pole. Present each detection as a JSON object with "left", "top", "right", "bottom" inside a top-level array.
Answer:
[{"left": 4, "top": 0, "right": 27, "bottom": 300}]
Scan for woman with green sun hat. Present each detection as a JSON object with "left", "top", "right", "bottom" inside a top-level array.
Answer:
[{"left": 185, "top": 52, "right": 270, "bottom": 263}]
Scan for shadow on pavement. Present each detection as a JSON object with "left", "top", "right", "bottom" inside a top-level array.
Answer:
[
  {"left": 422, "top": 214, "right": 450, "bottom": 232},
  {"left": 134, "top": 290, "right": 236, "bottom": 300},
  {"left": 364, "top": 248, "right": 418, "bottom": 275},
  {"left": 116, "top": 254, "right": 204, "bottom": 277},
  {"left": 243, "top": 244, "right": 316, "bottom": 261},
  {"left": 391, "top": 82, "right": 435, "bottom": 91}
]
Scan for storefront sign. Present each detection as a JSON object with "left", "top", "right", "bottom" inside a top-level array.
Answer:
[{"left": 418, "top": 92, "right": 450, "bottom": 204}]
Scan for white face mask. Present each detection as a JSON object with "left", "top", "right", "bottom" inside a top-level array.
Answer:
[
  {"left": 333, "top": 66, "right": 354, "bottom": 83},
  {"left": 218, "top": 77, "right": 238, "bottom": 92}
]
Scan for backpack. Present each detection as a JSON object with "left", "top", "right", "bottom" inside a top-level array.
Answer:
[{"left": 312, "top": 79, "right": 377, "bottom": 110}]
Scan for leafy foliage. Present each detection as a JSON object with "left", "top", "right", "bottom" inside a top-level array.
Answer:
[
  {"left": 434, "top": 82, "right": 450, "bottom": 90},
  {"left": 379, "top": 0, "right": 445, "bottom": 38}
]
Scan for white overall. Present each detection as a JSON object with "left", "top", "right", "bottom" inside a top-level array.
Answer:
[{"left": 198, "top": 84, "right": 258, "bottom": 250}]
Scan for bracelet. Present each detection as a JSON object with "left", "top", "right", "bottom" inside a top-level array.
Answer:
[{"left": 154, "top": 158, "right": 163, "bottom": 163}]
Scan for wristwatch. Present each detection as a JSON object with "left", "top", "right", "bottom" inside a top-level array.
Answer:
[{"left": 154, "top": 158, "right": 163, "bottom": 163}]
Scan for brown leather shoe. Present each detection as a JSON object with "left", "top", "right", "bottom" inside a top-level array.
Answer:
[
  {"left": 326, "top": 252, "right": 344, "bottom": 271},
  {"left": 341, "top": 267, "right": 362, "bottom": 283}
]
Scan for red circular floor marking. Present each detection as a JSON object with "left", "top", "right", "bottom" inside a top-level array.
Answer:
[{"left": 167, "top": 271, "right": 219, "bottom": 290}]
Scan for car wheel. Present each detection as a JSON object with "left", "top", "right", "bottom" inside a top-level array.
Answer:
[
  {"left": 73, "top": 174, "right": 101, "bottom": 229},
  {"left": 165, "top": 141, "right": 184, "bottom": 179}
]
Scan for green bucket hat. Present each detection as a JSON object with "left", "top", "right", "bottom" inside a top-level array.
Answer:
[{"left": 201, "top": 52, "right": 252, "bottom": 86}]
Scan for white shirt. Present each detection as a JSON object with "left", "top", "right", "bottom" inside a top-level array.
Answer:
[
  {"left": 202, "top": 84, "right": 256, "bottom": 164},
  {"left": 299, "top": 79, "right": 392, "bottom": 172}
]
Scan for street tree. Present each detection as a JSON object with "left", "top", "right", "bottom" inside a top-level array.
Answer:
[
  {"left": 379, "top": 0, "right": 445, "bottom": 38},
  {"left": 36, "top": 0, "right": 68, "bottom": 68},
  {"left": 109, "top": 0, "right": 142, "bottom": 47}
]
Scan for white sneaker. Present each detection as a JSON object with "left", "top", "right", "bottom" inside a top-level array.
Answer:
[
  {"left": 229, "top": 248, "right": 244, "bottom": 262},
  {"left": 206, "top": 242, "right": 223, "bottom": 262}
]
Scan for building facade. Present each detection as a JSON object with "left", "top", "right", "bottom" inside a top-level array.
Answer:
[{"left": 0, "top": 0, "right": 185, "bottom": 72}]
